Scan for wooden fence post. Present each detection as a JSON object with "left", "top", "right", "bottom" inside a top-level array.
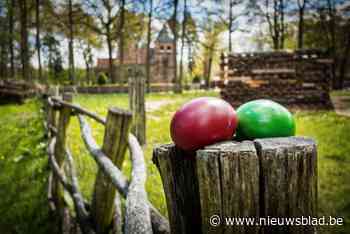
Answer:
[
  {"left": 92, "top": 107, "right": 132, "bottom": 233},
  {"left": 254, "top": 137, "right": 317, "bottom": 234},
  {"left": 52, "top": 92, "right": 73, "bottom": 232},
  {"left": 129, "top": 69, "right": 146, "bottom": 145},
  {"left": 153, "top": 137, "right": 317, "bottom": 234}
]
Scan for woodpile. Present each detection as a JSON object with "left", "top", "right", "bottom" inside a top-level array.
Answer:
[
  {"left": 220, "top": 50, "right": 333, "bottom": 109},
  {"left": 0, "top": 79, "right": 37, "bottom": 104}
]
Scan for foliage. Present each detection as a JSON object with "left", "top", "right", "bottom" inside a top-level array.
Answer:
[
  {"left": 0, "top": 100, "right": 53, "bottom": 234},
  {"left": 97, "top": 73, "right": 108, "bottom": 85}
]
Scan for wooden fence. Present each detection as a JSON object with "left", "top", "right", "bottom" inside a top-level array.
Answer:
[{"left": 44, "top": 89, "right": 169, "bottom": 234}]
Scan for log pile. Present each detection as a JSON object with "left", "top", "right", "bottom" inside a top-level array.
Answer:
[
  {"left": 220, "top": 50, "right": 333, "bottom": 109},
  {"left": 0, "top": 80, "right": 37, "bottom": 104}
]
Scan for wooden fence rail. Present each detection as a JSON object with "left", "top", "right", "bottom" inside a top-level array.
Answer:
[{"left": 45, "top": 92, "right": 170, "bottom": 234}]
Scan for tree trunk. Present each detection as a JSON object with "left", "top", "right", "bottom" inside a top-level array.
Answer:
[
  {"left": 279, "top": 0, "right": 285, "bottom": 49},
  {"left": 68, "top": 0, "right": 75, "bottom": 85},
  {"left": 107, "top": 28, "right": 115, "bottom": 83},
  {"left": 228, "top": 0, "right": 233, "bottom": 53},
  {"left": 338, "top": 24, "right": 350, "bottom": 89},
  {"left": 146, "top": 0, "right": 153, "bottom": 93},
  {"left": 179, "top": 0, "right": 187, "bottom": 94},
  {"left": 206, "top": 50, "right": 213, "bottom": 89},
  {"left": 36, "top": 0, "right": 43, "bottom": 82},
  {"left": 8, "top": 0, "right": 15, "bottom": 78},
  {"left": 118, "top": 0, "right": 126, "bottom": 83},
  {"left": 19, "top": 0, "right": 30, "bottom": 81},
  {"left": 298, "top": 6, "right": 305, "bottom": 49},
  {"left": 273, "top": 0, "right": 279, "bottom": 50},
  {"left": 173, "top": 0, "right": 179, "bottom": 93}
]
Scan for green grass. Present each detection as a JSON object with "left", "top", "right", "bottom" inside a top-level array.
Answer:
[
  {"left": 0, "top": 100, "right": 54, "bottom": 234},
  {"left": 331, "top": 90, "right": 350, "bottom": 97},
  {"left": 0, "top": 91, "right": 350, "bottom": 234}
]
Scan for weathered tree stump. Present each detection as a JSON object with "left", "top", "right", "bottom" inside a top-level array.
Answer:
[
  {"left": 153, "top": 137, "right": 317, "bottom": 234},
  {"left": 129, "top": 69, "right": 146, "bottom": 145}
]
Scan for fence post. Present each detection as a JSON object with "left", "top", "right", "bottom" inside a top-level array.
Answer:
[
  {"left": 254, "top": 137, "right": 317, "bottom": 234},
  {"left": 153, "top": 137, "right": 317, "bottom": 234},
  {"left": 52, "top": 92, "right": 73, "bottom": 232},
  {"left": 129, "top": 69, "right": 146, "bottom": 145},
  {"left": 92, "top": 107, "right": 132, "bottom": 233}
]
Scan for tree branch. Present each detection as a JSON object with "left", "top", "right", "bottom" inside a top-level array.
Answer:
[
  {"left": 78, "top": 115, "right": 170, "bottom": 234},
  {"left": 125, "top": 134, "right": 153, "bottom": 234}
]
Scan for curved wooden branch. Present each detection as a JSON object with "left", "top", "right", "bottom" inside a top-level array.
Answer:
[
  {"left": 78, "top": 115, "right": 170, "bottom": 234},
  {"left": 78, "top": 114, "right": 129, "bottom": 194},
  {"left": 125, "top": 134, "right": 152, "bottom": 234},
  {"left": 48, "top": 138, "right": 94, "bottom": 234},
  {"left": 50, "top": 97, "right": 106, "bottom": 125}
]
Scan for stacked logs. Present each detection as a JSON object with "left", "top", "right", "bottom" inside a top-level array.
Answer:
[
  {"left": 220, "top": 50, "right": 333, "bottom": 109},
  {"left": 0, "top": 79, "right": 37, "bottom": 104}
]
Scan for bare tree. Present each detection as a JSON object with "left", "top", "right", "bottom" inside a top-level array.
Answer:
[
  {"left": 263, "top": 0, "right": 286, "bottom": 50},
  {"left": 297, "top": 0, "right": 307, "bottom": 49},
  {"left": 85, "top": 0, "right": 120, "bottom": 83}
]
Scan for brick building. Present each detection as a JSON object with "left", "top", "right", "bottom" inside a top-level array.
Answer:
[{"left": 96, "top": 24, "right": 175, "bottom": 83}]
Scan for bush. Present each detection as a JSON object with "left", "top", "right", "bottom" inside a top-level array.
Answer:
[
  {"left": 97, "top": 73, "right": 108, "bottom": 85},
  {"left": 192, "top": 75, "right": 201, "bottom": 84}
]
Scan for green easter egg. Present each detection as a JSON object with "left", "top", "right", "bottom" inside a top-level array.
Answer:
[{"left": 236, "top": 99, "right": 295, "bottom": 140}]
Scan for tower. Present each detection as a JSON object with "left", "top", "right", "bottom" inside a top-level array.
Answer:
[{"left": 153, "top": 24, "right": 175, "bottom": 83}]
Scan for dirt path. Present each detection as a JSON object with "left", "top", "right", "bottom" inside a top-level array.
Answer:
[
  {"left": 146, "top": 100, "right": 176, "bottom": 112},
  {"left": 331, "top": 95, "right": 350, "bottom": 117}
]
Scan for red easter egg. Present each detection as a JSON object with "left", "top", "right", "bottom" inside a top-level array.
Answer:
[{"left": 170, "top": 97, "right": 237, "bottom": 151}]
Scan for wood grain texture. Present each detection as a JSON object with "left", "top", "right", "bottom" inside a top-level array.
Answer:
[
  {"left": 153, "top": 137, "right": 317, "bottom": 234},
  {"left": 197, "top": 141, "right": 260, "bottom": 234},
  {"left": 153, "top": 144, "right": 202, "bottom": 234},
  {"left": 254, "top": 137, "right": 317, "bottom": 234},
  {"left": 125, "top": 134, "right": 153, "bottom": 234},
  {"left": 129, "top": 71, "right": 146, "bottom": 145},
  {"left": 52, "top": 93, "right": 72, "bottom": 225},
  {"left": 92, "top": 107, "right": 132, "bottom": 234}
]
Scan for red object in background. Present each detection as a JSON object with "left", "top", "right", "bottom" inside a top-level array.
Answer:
[{"left": 170, "top": 97, "right": 238, "bottom": 151}]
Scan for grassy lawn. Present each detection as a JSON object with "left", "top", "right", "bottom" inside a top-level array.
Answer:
[{"left": 0, "top": 91, "right": 349, "bottom": 234}]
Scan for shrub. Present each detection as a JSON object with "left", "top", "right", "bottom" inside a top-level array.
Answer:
[
  {"left": 192, "top": 75, "right": 201, "bottom": 84},
  {"left": 97, "top": 73, "right": 108, "bottom": 85}
]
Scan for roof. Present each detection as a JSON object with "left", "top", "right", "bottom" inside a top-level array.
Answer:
[{"left": 156, "top": 24, "right": 173, "bottom": 43}]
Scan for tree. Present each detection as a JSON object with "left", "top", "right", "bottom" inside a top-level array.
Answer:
[
  {"left": 257, "top": 0, "right": 287, "bottom": 50},
  {"left": 42, "top": 34, "right": 63, "bottom": 82},
  {"left": 178, "top": 0, "right": 188, "bottom": 94},
  {"left": 297, "top": 0, "right": 308, "bottom": 49},
  {"left": 172, "top": 0, "right": 179, "bottom": 93},
  {"left": 18, "top": 0, "right": 30, "bottom": 81},
  {"left": 0, "top": 1, "right": 8, "bottom": 79},
  {"left": 7, "top": 0, "right": 15, "bottom": 78},
  {"left": 117, "top": 0, "right": 126, "bottom": 82},
  {"left": 145, "top": 0, "right": 153, "bottom": 92},
  {"left": 35, "top": 0, "right": 43, "bottom": 82},
  {"left": 199, "top": 20, "right": 225, "bottom": 88},
  {"left": 84, "top": 0, "right": 120, "bottom": 83}
]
